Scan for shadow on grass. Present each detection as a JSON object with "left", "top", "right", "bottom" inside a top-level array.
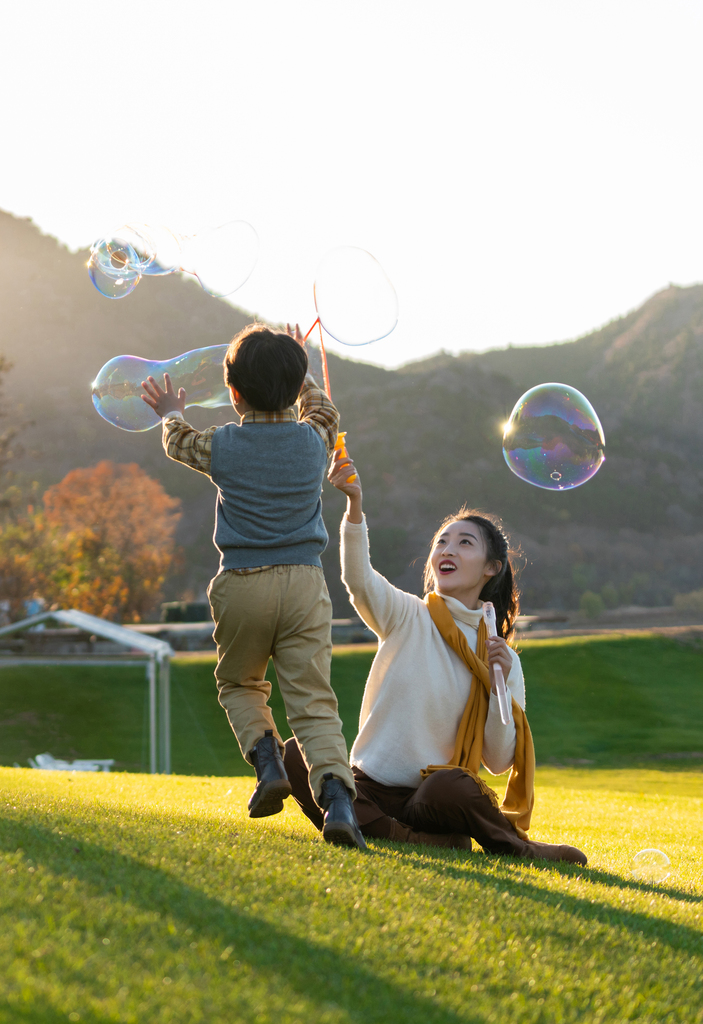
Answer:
[
  {"left": 0, "top": 815, "right": 469, "bottom": 1024},
  {"left": 418, "top": 854, "right": 703, "bottom": 955},
  {"left": 0, "top": 995, "right": 98, "bottom": 1024},
  {"left": 367, "top": 837, "right": 702, "bottom": 904}
]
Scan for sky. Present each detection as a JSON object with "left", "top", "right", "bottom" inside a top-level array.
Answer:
[{"left": 2, "top": 0, "right": 703, "bottom": 367}]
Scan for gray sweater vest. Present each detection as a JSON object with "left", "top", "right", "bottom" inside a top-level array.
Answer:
[{"left": 209, "top": 419, "right": 329, "bottom": 571}]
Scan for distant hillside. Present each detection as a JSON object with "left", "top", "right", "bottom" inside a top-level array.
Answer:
[
  {"left": 0, "top": 211, "right": 251, "bottom": 596},
  {"left": 2, "top": 210, "right": 702, "bottom": 614}
]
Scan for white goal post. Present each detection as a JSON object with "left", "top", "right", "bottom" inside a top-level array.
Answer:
[{"left": 0, "top": 609, "right": 174, "bottom": 774}]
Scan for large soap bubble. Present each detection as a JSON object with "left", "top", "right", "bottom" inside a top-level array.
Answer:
[
  {"left": 88, "top": 222, "right": 258, "bottom": 296},
  {"left": 91, "top": 345, "right": 230, "bottom": 431},
  {"left": 629, "top": 848, "right": 671, "bottom": 884},
  {"left": 182, "top": 221, "right": 259, "bottom": 297},
  {"left": 502, "top": 383, "right": 605, "bottom": 490},
  {"left": 314, "top": 246, "right": 398, "bottom": 346},
  {"left": 138, "top": 225, "right": 186, "bottom": 276}
]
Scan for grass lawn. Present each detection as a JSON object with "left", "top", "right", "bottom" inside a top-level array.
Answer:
[
  {"left": 1, "top": 765, "right": 702, "bottom": 1023},
  {"left": 0, "top": 634, "right": 702, "bottom": 775}
]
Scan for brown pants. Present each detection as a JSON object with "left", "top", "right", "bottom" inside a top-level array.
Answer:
[
  {"left": 208, "top": 566, "right": 355, "bottom": 799},
  {"left": 284, "top": 737, "right": 529, "bottom": 855}
]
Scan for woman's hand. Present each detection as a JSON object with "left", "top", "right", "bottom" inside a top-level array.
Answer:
[
  {"left": 328, "top": 446, "right": 361, "bottom": 498},
  {"left": 486, "top": 636, "right": 513, "bottom": 693},
  {"left": 328, "top": 446, "right": 363, "bottom": 524}
]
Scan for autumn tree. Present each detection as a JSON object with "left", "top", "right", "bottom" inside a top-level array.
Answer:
[
  {"left": 42, "top": 461, "right": 181, "bottom": 621},
  {"left": 0, "top": 461, "right": 181, "bottom": 622}
]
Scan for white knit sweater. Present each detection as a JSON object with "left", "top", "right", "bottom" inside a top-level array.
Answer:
[{"left": 342, "top": 516, "right": 526, "bottom": 789}]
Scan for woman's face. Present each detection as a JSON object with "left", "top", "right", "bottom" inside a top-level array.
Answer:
[{"left": 430, "top": 519, "right": 499, "bottom": 601}]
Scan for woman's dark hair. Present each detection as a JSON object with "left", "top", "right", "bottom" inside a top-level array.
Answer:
[
  {"left": 422, "top": 506, "right": 520, "bottom": 642},
  {"left": 224, "top": 323, "right": 308, "bottom": 412}
]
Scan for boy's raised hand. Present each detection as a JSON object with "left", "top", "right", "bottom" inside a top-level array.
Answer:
[
  {"left": 328, "top": 446, "right": 362, "bottom": 499},
  {"left": 285, "top": 323, "right": 305, "bottom": 346},
  {"left": 141, "top": 373, "right": 187, "bottom": 419}
]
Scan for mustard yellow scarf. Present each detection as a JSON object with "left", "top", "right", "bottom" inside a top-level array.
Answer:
[{"left": 421, "top": 592, "right": 535, "bottom": 838}]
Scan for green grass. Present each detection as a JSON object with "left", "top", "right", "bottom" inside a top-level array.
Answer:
[
  {"left": 0, "top": 650, "right": 375, "bottom": 776},
  {"left": 1, "top": 634, "right": 701, "bottom": 775},
  {"left": 1, "top": 766, "right": 702, "bottom": 1023},
  {"left": 519, "top": 634, "right": 703, "bottom": 766}
]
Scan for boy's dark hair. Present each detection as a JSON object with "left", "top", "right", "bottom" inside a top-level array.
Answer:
[
  {"left": 423, "top": 506, "right": 521, "bottom": 642},
  {"left": 224, "top": 324, "right": 308, "bottom": 412}
]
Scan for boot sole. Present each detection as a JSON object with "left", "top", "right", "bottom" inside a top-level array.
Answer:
[
  {"left": 248, "top": 779, "right": 292, "bottom": 818},
  {"left": 323, "top": 821, "right": 367, "bottom": 850}
]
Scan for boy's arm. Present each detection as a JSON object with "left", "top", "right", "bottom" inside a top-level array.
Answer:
[
  {"left": 297, "top": 374, "right": 339, "bottom": 455},
  {"left": 141, "top": 373, "right": 216, "bottom": 476},
  {"left": 162, "top": 412, "right": 216, "bottom": 477}
]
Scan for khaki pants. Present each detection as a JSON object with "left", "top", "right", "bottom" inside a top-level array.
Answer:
[{"left": 207, "top": 564, "right": 355, "bottom": 800}]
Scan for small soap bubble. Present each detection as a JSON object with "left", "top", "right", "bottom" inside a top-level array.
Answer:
[
  {"left": 502, "top": 383, "right": 605, "bottom": 490},
  {"left": 87, "top": 239, "right": 141, "bottom": 300},
  {"left": 91, "top": 344, "right": 230, "bottom": 431},
  {"left": 314, "top": 246, "right": 398, "bottom": 346},
  {"left": 182, "top": 221, "right": 259, "bottom": 297},
  {"left": 629, "top": 848, "right": 671, "bottom": 884}
]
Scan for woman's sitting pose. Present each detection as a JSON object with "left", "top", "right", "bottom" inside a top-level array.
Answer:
[{"left": 284, "top": 445, "right": 587, "bottom": 864}]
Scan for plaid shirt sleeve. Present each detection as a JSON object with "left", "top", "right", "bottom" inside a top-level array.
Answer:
[
  {"left": 297, "top": 375, "right": 339, "bottom": 456},
  {"left": 162, "top": 414, "right": 217, "bottom": 476}
]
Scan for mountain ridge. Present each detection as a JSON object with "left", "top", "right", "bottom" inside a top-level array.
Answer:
[{"left": 1, "top": 210, "right": 701, "bottom": 614}]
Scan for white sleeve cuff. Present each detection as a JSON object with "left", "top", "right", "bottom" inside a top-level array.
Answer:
[
  {"left": 163, "top": 409, "right": 185, "bottom": 422},
  {"left": 342, "top": 514, "right": 367, "bottom": 532}
]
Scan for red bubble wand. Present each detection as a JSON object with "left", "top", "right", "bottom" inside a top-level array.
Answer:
[
  {"left": 302, "top": 316, "right": 352, "bottom": 471},
  {"left": 303, "top": 316, "right": 331, "bottom": 398}
]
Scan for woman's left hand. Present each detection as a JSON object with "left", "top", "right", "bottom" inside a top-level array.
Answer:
[{"left": 486, "top": 636, "right": 513, "bottom": 688}]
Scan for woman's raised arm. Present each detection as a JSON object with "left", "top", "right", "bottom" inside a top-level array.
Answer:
[{"left": 329, "top": 447, "right": 415, "bottom": 639}]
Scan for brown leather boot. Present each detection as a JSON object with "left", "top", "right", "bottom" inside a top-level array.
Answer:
[
  {"left": 519, "top": 839, "right": 587, "bottom": 866},
  {"left": 247, "top": 730, "right": 292, "bottom": 818},
  {"left": 388, "top": 819, "right": 472, "bottom": 850},
  {"left": 408, "top": 770, "right": 586, "bottom": 863}
]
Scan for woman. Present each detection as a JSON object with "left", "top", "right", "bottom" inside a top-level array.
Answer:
[{"left": 284, "top": 447, "right": 587, "bottom": 864}]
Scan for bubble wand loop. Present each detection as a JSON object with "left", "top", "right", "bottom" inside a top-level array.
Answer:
[{"left": 482, "top": 602, "right": 512, "bottom": 726}]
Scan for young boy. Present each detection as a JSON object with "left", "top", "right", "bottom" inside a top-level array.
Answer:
[{"left": 141, "top": 323, "right": 365, "bottom": 849}]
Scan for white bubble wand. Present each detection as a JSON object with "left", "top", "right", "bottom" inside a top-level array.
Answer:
[{"left": 482, "top": 602, "right": 513, "bottom": 726}]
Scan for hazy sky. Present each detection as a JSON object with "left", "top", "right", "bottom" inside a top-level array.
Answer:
[{"left": 2, "top": 1, "right": 702, "bottom": 367}]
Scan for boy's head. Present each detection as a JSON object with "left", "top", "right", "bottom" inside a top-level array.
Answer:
[{"left": 224, "top": 324, "right": 308, "bottom": 412}]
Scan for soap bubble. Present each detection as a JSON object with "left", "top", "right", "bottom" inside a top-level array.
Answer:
[
  {"left": 629, "top": 848, "right": 671, "bottom": 884},
  {"left": 87, "top": 239, "right": 141, "bottom": 300},
  {"left": 106, "top": 225, "right": 157, "bottom": 271},
  {"left": 91, "top": 344, "right": 230, "bottom": 431},
  {"left": 182, "top": 221, "right": 259, "bottom": 297},
  {"left": 502, "top": 383, "right": 605, "bottom": 490},
  {"left": 138, "top": 225, "right": 185, "bottom": 276},
  {"left": 88, "top": 221, "right": 257, "bottom": 297},
  {"left": 314, "top": 246, "right": 398, "bottom": 346}
]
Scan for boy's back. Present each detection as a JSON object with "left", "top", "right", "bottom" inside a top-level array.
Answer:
[{"left": 210, "top": 397, "right": 330, "bottom": 570}]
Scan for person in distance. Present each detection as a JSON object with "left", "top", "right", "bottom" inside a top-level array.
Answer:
[
  {"left": 283, "top": 444, "right": 587, "bottom": 864},
  {"left": 141, "top": 323, "right": 366, "bottom": 850}
]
